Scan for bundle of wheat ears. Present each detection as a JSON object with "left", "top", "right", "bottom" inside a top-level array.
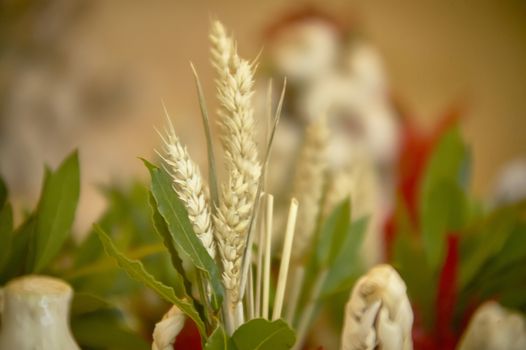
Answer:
[{"left": 151, "top": 20, "right": 414, "bottom": 350}]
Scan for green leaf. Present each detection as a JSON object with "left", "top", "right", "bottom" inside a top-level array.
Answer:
[
  {"left": 190, "top": 64, "right": 219, "bottom": 210},
  {"left": 94, "top": 225, "right": 206, "bottom": 335},
  {"left": 482, "top": 221, "right": 526, "bottom": 278},
  {"left": 71, "top": 293, "right": 112, "bottom": 315},
  {"left": 393, "top": 229, "right": 436, "bottom": 329},
  {"left": 459, "top": 205, "right": 521, "bottom": 290},
  {"left": 421, "top": 128, "right": 469, "bottom": 194},
  {"left": 421, "top": 180, "right": 467, "bottom": 269},
  {"left": 32, "top": 151, "right": 80, "bottom": 272},
  {"left": 149, "top": 193, "right": 191, "bottom": 296},
  {"left": 316, "top": 198, "right": 351, "bottom": 267},
  {"left": 231, "top": 319, "right": 296, "bottom": 350},
  {"left": 145, "top": 160, "right": 224, "bottom": 309},
  {"left": 321, "top": 216, "right": 367, "bottom": 296},
  {"left": 71, "top": 308, "right": 149, "bottom": 350},
  {"left": 204, "top": 325, "right": 230, "bottom": 350},
  {"left": 419, "top": 128, "right": 469, "bottom": 270},
  {"left": 0, "top": 216, "right": 35, "bottom": 283},
  {"left": 0, "top": 202, "right": 13, "bottom": 270}
]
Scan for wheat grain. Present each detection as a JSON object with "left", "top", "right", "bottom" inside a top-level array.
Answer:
[{"left": 157, "top": 108, "right": 216, "bottom": 259}]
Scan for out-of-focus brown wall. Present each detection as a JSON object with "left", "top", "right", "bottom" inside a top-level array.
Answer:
[
  {"left": 2, "top": 0, "right": 525, "bottom": 229},
  {"left": 81, "top": 0, "right": 526, "bottom": 190}
]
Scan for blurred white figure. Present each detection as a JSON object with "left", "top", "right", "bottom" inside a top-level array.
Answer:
[
  {"left": 265, "top": 10, "right": 399, "bottom": 265},
  {"left": 268, "top": 16, "right": 340, "bottom": 85},
  {"left": 457, "top": 301, "right": 526, "bottom": 350},
  {"left": 491, "top": 158, "right": 526, "bottom": 206},
  {"left": 340, "top": 264, "right": 413, "bottom": 350}
]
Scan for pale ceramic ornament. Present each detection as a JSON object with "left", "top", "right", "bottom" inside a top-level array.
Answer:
[
  {"left": 341, "top": 265, "right": 413, "bottom": 350},
  {"left": 457, "top": 301, "right": 526, "bottom": 350},
  {"left": 0, "top": 275, "right": 80, "bottom": 350},
  {"left": 490, "top": 157, "right": 526, "bottom": 206}
]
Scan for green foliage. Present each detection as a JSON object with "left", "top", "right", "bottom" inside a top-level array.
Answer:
[
  {"left": 0, "top": 153, "right": 150, "bottom": 348},
  {"left": 420, "top": 128, "right": 470, "bottom": 270},
  {"left": 455, "top": 201, "right": 526, "bottom": 319},
  {"left": 0, "top": 201, "right": 13, "bottom": 271},
  {"left": 316, "top": 199, "right": 351, "bottom": 267},
  {"left": 145, "top": 160, "right": 224, "bottom": 311},
  {"left": 71, "top": 308, "right": 149, "bottom": 350},
  {"left": 204, "top": 325, "right": 229, "bottom": 350},
  {"left": 0, "top": 177, "right": 7, "bottom": 207},
  {"left": 190, "top": 64, "right": 219, "bottom": 210},
  {"left": 459, "top": 202, "right": 522, "bottom": 289},
  {"left": 393, "top": 209, "right": 436, "bottom": 329},
  {"left": 31, "top": 151, "right": 80, "bottom": 272},
  {"left": 94, "top": 225, "right": 206, "bottom": 336},
  {"left": 389, "top": 125, "right": 526, "bottom": 333},
  {"left": 70, "top": 182, "right": 176, "bottom": 299},
  {"left": 231, "top": 319, "right": 296, "bottom": 350},
  {"left": 0, "top": 151, "right": 80, "bottom": 280},
  {"left": 149, "top": 192, "right": 192, "bottom": 296},
  {"left": 321, "top": 216, "right": 368, "bottom": 297},
  {"left": 0, "top": 215, "right": 35, "bottom": 283}
]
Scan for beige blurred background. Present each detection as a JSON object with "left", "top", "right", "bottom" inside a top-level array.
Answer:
[{"left": 1, "top": 0, "right": 525, "bottom": 230}]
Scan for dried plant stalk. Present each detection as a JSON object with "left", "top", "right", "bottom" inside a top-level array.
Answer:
[
  {"left": 272, "top": 198, "right": 299, "bottom": 321},
  {"left": 210, "top": 20, "right": 262, "bottom": 310},
  {"left": 157, "top": 109, "right": 216, "bottom": 259}
]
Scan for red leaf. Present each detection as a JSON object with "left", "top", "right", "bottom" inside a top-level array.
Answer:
[
  {"left": 435, "top": 234, "right": 460, "bottom": 350},
  {"left": 172, "top": 319, "right": 202, "bottom": 349}
]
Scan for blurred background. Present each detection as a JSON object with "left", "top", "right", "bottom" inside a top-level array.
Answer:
[{"left": 1, "top": 0, "right": 525, "bottom": 231}]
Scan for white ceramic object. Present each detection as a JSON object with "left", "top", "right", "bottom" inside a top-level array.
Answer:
[
  {"left": 457, "top": 301, "right": 526, "bottom": 350},
  {"left": 0, "top": 275, "right": 80, "bottom": 350},
  {"left": 341, "top": 265, "right": 413, "bottom": 350}
]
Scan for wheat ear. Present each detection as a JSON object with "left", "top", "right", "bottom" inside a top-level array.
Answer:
[
  {"left": 291, "top": 116, "right": 329, "bottom": 262},
  {"left": 157, "top": 107, "right": 216, "bottom": 259},
  {"left": 210, "top": 20, "right": 261, "bottom": 313}
]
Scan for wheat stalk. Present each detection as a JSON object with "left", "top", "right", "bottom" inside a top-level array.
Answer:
[
  {"left": 291, "top": 116, "right": 329, "bottom": 262},
  {"left": 210, "top": 20, "right": 261, "bottom": 321},
  {"left": 156, "top": 107, "right": 216, "bottom": 259},
  {"left": 272, "top": 198, "right": 299, "bottom": 321}
]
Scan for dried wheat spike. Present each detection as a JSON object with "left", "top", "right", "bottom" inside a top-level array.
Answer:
[
  {"left": 157, "top": 111, "right": 216, "bottom": 259},
  {"left": 210, "top": 20, "right": 261, "bottom": 306},
  {"left": 291, "top": 116, "right": 329, "bottom": 262}
]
